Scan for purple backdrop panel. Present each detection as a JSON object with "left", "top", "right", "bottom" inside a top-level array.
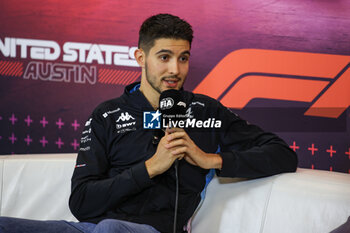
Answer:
[{"left": 0, "top": 0, "right": 349, "bottom": 173}]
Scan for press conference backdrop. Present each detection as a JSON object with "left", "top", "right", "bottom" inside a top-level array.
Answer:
[{"left": 0, "top": 0, "right": 349, "bottom": 173}]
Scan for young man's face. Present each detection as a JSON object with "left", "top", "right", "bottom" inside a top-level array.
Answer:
[{"left": 143, "top": 38, "right": 190, "bottom": 94}]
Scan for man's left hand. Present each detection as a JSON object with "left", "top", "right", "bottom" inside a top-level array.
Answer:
[{"left": 164, "top": 128, "right": 222, "bottom": 170}]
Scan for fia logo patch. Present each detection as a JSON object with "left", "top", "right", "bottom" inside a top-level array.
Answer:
[{"left": 160, "top": 97, "right": 174, "bottom": 110}]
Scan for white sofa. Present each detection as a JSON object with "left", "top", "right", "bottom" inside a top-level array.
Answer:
[{"left": 0, "top": 154, "right": 349, "bottom": 233}]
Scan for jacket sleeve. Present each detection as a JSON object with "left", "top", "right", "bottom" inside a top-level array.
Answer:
[
  {"left": 215, "top": 102, "right": 298, "bottom": 178},
  {"left": 69, "top": 109, "right": 153, "bottom": 221}
]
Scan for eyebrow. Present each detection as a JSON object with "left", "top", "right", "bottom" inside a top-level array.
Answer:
[{"left": 155, "top": 49, "right": 191, "bottom": 56}]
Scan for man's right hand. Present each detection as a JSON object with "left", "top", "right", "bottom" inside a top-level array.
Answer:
[{"left": 145, "top": 130, "right": 184, "bottom": 178}]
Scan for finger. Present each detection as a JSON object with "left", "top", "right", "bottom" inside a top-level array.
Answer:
[
  {"left": 167, "top": 131, "right": 187, "bottom": 141},
  {"left": 171, "top": 147, "right": 187, "bottom": 155},
  {"left": 167, "top": 127, "right": 185, "bottom": 134},
  {"left": 178, "top": 154, "right": 185, "bottom": 160},
  {"left": 165, "top": 127, "right": 172, "bottom": 134},
  {"left": 165, "top": 138, "right": 186, "bottom": 149}
]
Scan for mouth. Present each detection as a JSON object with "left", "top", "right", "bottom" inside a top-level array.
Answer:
[{"left": 162, "top": 78, "right": 180, "bottom": 88}]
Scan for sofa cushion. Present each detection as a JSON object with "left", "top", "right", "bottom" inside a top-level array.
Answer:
[
  {"left": 0, "top": 154, "right": 77, "bottom": 221},
  {"left": 191, "top": 169, "right": 350, "bottom": 233}
]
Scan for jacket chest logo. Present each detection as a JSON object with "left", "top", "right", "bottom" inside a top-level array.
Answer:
[
  {"left": 115, "top": 111, "right": 136, "bottom": 133},
  {"left": 116, "top": 112, "right": 135, "bottom": 122}
]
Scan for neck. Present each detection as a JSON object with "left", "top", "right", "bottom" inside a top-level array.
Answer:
[
  {"left": 139, "top": 88, "right": 159, "bottom": 110},
  {"left": 139, "top": 78, "right": 159, "bottom": 110}
]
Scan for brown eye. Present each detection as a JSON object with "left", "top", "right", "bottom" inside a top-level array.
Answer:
[
  {"left": 179, "top": 56, "right": 189, "bottom": 62},
  {"left": 160, "top": 55, "right": 169, "bottom": 61}
]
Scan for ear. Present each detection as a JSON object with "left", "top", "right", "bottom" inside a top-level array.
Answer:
[{"left": 134, "top": 48, "right": 145, "bottom": 68}]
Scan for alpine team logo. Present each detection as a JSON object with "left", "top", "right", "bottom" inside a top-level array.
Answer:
[
  {"left": 116, "top": 112, "right": 135, "bottom": 122},
  {"left": 177, "top": 101, "right": 186, "bottom": 108},
  {"left": 143, "top": 110, "right": 161, "bottom": 129}
]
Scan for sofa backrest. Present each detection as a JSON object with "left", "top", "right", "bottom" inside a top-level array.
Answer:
[{"left": 191, "top": 169, "right": 350, "bottom": 233}]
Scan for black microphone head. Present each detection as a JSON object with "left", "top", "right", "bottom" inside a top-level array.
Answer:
[
  {"left": 159, "top": 89, "right": 187, "bottom": 115},
  {"left": 159, "top": 89, "right": 187, "bottom": 128}
]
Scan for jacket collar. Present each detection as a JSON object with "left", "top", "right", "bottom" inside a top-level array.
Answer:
[{"left": 123, "top": 82, "right": 154, "bottom": 111}]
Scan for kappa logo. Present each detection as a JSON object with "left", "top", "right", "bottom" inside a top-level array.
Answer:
[
  {"left": 116, "top": 112, "right": 135, "bottom": 122},
  {"left": 194, "top": 49, "right": 350, "bottom": 119}
]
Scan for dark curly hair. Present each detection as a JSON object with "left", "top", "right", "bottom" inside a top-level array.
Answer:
[{"left": 138, "top": 13, "right": 193, "bottom": 54}]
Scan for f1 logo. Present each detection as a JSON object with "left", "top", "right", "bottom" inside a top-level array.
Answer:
[{"left": 194, "top": 49, "right": 350, "bottom": 118}]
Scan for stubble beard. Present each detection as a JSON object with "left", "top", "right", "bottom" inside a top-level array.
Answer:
[
  {"left": 144, "top": 61, "right": 187, "bottom": 95},
  {"left": 145, "top": 61, "right": 163, "bottom": 94}
]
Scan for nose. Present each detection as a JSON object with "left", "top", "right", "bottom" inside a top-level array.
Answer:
[{"left": 168, "top": 59, "right": 180, "bottom": 76}]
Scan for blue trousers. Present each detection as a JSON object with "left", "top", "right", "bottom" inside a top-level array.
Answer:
[{"left": 0, "top": 217, "right": 160, "bottom": 233}]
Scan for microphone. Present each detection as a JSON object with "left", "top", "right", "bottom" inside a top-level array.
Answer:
[
  {"left": 159, "top": 89, "right": 187, "bottom": 128},
  {"left": 152, "top": 89, "right": 187, "bottom": 145},
  {"left": 158, "top": 89, "right": 187, "bottom": 233}
]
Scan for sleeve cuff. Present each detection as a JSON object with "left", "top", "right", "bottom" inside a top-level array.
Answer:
[
  {"left": 216, "top": 152, "right": 237, "bottom": 177},
  {"left": 131, "top": 161, "right": 154, "bottom": 190}
]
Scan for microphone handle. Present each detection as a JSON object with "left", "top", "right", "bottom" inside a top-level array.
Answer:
[{"left": 173, "top": 158, "right": 179, "bottom": 233}]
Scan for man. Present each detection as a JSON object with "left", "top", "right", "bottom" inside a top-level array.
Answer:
[
  {"left": 69, "top": 13, "right": 297, "bottom": 233},
  {"left": 0, "top": 14, "right": 297, "bottom": 233}
]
